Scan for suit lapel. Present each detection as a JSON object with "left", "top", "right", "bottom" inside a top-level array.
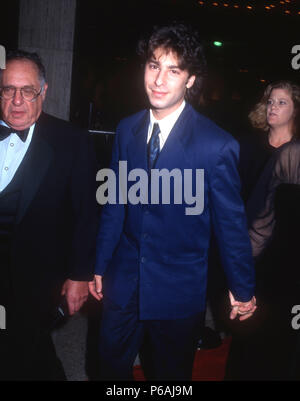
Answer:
[
  {"left": 127, "top": 111, "right": 149, "bottom": 171},
  {"left": 126, "top": 104, "right": 194, "bottom": 170},
  {"left": 16, "top": 117, "right": 53, "bottom": 224},
  {"left": 155, "top": 103, "right": 194, "bottom": 170}
]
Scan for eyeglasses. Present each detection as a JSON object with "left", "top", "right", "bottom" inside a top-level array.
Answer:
[{"left": 0, "top": 86, "right": 44, "bottom": 102}]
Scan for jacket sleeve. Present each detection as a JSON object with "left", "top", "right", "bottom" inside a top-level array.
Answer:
[
  {"left": 209, "top": 138, "right": 255, "bottom": 302},
  {"left": 248, "top": 141, "right": 300, "bottom": 259},
  {"left": 94, "top": 126, "right": 125, "bottom": 276},
  {"left": 68, "top": 130, "right": 99, "bottom": 281}
]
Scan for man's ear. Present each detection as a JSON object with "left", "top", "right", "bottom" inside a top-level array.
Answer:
[
  {"left": 186, "top": 75, "right": 196, "bottom": 89},
  {"left": 41, "top": 82, "right": 48, "bottom": 100}
]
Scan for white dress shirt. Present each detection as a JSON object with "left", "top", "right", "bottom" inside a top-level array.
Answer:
[
  {"left": 147, "top": 100, "right": 186, "bottom": 150},
  {"left": 0, "top": 121, "right": 35, "bottom": 192}
]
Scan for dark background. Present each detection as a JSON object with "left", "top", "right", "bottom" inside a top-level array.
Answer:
[
  {"left": 1, "top": 1, "right": 300, "bottom": 378},
  {"left": 1, "top": 1, "right": 20, "bottom": 49},
  {"left": 1, "top": 0, "right": 300, "bottom": 136},
  {"left": 70, "top": 0, "right": 300, "bottom": 136}
]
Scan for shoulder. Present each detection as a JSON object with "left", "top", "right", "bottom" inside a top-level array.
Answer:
[
  {"left": 190, "top": 105, "right": 234, "bottom": 139},
  {"left": 36, "top": 112, "right": 90, "bottom": 148},
  {"left": 269, "top": 140, "right": 300, "bottom": 184},
  {"left": 186, "top": 104, "right": 238, "bottom": 153},
  {"left": 275, "top": 139, "right": 300, "bottom": 165},
  {"left": 117, "top": 109, "right": 148, "bottom": 130},
  {"left": 37, "top": 112, "right": 89, "bottom": 139},
  {"left": 279, "top": 139, "right": 300, "bottom": 154},
  {"left": 113, "top": 109, "right": 148, "bottom": 146}
]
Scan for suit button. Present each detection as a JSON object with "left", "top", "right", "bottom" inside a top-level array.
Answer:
[
  {"left": 141, "top": 257, "right": 146, "bottom": 263},
  {"left": 143, "top": 233, "right": 148, "bottom": 239},
  {"left": 145, "top": 210, "right": 150, "bottom": 215}
]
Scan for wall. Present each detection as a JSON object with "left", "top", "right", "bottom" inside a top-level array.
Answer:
[{"left": 18, "top": 0, "right": 76, "bottom": 121}]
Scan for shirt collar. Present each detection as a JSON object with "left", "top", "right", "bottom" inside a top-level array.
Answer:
[
  {"left": 149, "top": 100, "right": 186, "bottom": 141},
  {"left": 0, "top": 120, "right": 10, "bottom": 128}
]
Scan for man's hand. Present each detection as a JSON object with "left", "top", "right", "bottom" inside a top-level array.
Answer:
[
  {"left": 88, "top": 275, "right": 103, "bottom": 301},
  {"left": 61, "top": 279, "right": 89, "bottom": 315},
  {"left": 229, "top": 291, "right": 257, "bottom": 321}
]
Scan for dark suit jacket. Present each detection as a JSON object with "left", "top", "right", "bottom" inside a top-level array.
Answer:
[
  {"left": 95, "top": 103, "right": 255, "bottom": 320},
  {"left": 7, "top": 112, "right": 98, "bottom": 328}
]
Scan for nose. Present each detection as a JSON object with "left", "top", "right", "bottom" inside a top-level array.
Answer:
[
  {"left": 12, "top": 88, "right": 24, "bottom": 106},
  {"left": 271, "top": 100, "right": 280, "bottom": 110},
  {"left": 154, "top": 69, "right": 165, "bottom": 87}
]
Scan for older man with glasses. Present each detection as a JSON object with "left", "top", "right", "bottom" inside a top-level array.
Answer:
[{"left": 0, "top": 50, "right": 98, "bottom": 380}]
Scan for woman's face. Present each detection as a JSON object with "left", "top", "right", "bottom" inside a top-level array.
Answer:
[{"left": 266, "top": 88, "right": 295, "bottom": 131}]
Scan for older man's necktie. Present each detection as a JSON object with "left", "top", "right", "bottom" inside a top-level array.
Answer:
[
  {"left": 148, "top": 122, "right": 160, "bottom": 170},
  {"left": 0, "top": 125, "right": 29, "bottom": 142}
]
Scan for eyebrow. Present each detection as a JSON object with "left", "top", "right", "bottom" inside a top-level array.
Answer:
[
  {"left": 269, "top": 97, "right": 289, "bottom": 100},
  {"left": 2, "top": 84, "right": 36, "bottom": 88},
  {"left": 148, "top": 59, "right": 181, "bottom": 69}
]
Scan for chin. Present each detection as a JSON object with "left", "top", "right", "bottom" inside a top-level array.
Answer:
[
  {"left": 9, "top": 121, "right": 30, "bottom": 130},
  {"left": 148, "top": 96, "right": 161, "bottom": 105},
  {"left": 150, "top": 99, "right": 169, "bottom": 111}
]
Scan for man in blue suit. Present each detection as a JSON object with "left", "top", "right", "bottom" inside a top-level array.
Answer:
[{"left": 89, "top": 22, "right": 256, "bottom": 381}]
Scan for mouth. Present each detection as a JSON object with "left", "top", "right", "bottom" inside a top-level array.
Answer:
[
  {"left": 151, "top": 89, "right": 168, "bottom": 98},
  {"left": 10, "top": 111, "right": 26, "bottom": 117}
]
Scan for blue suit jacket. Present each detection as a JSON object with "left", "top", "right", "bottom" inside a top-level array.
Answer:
[{"left": 95, "top": 103, "right": 255, "bottom": 319}]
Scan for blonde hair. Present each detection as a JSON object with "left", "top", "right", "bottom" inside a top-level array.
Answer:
[{"left": 249, "top": 81, "right": 300, "bottom": 136}]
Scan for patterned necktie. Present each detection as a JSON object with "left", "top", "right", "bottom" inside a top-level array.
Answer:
[
  {"left": 148, "top": 122, "right": 160, "bottom": 170},
  {"left": 0, "top": 125, "right": 29, "bottom": 142}
]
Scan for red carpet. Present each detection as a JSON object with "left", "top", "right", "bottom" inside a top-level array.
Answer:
[{"left": 133, "top": 337, "right": 231, "bottom": 381}]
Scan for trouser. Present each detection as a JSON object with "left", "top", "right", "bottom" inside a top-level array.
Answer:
[
  {"left": 98, "top": 292, "right": 204, "bottom": 381},
  {"left": 0, "top": 254, "right": 65, "bottom": 381},
  {"left": 0, "top": 300, "right": 66, "bottom": 381}
]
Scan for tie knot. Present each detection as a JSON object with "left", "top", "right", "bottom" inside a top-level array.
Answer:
[
  {"left": 148, "top": 122, "right": 161, "bottom": 170},
  {"left": 152, "top": 122, "right": 160, "bottom": 137}
]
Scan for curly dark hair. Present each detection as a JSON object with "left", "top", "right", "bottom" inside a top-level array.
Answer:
[
  {"left": 0, "top": 49, "right": 46, "bottom": 86},
  {"left": 137, "top": 22, "right": 207, "bottom": 103}
]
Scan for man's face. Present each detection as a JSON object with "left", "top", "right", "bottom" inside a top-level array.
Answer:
[
  {"left": 144, "top": 47, "right": 195, "bottom": 119},
  {"left": 0, "top": 59, "right": 47, "bottom": 130}
]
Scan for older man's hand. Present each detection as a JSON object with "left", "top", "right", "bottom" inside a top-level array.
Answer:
[{"left": 61, "top": 279, "right": 89, "bottom": 315}]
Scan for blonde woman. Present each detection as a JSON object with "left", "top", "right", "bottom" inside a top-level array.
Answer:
[
  {"left": 239, "top": 80, "right": 300, "bottom": 202},
  {"left": 226, "top": 81, "right": 300, "bottom": 381}
]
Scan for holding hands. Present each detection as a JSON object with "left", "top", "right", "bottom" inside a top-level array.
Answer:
[
  {"left": 229, "top": 291, "right": 257, "bottom": 321},
  {"left": 88, "top": 274, "right": 103, "bottom": 301}
]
